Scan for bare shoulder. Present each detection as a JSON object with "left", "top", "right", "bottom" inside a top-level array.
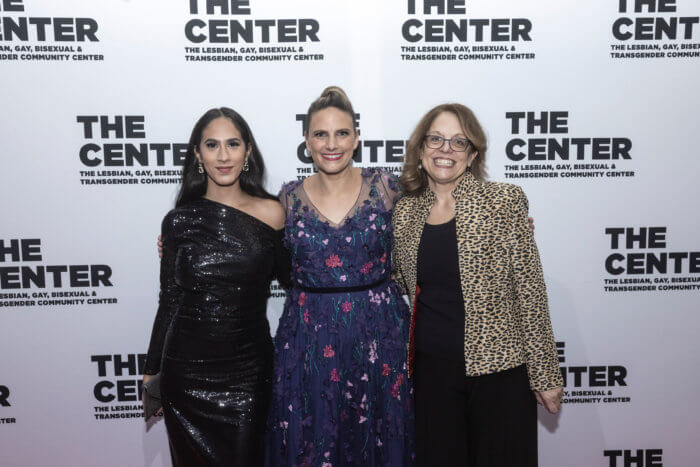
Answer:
[{"left": 248, "top": 197, "right": 286, "bottom": 230}]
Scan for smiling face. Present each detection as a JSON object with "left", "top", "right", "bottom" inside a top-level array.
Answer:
[
  {"left": 195, "top": 116, "right": 250, "bottom": 188},
  {"left": 420, "top": 111, "right": 478, "bottom": 190},
  {"left": 305, "top": 107, "right": 359, "bottom": 175}
]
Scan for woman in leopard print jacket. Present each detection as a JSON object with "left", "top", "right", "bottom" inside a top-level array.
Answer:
[{"left": 391, "top": 103, "right": 564, "bottom": 467}]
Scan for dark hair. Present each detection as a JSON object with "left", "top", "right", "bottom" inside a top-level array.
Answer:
[
  {"left": 303, "top": 86, "right": 357, "bottom": 134},
  {"left": 175, "top": 107, "right": 276, "bottom": 207},
  {"left": 400, "top": 103, "right": 488, "bottom": 196}
]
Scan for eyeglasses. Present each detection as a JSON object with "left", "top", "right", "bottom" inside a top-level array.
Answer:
[{"left": 424, "top": 134, "right": 470, "bottom": 152}]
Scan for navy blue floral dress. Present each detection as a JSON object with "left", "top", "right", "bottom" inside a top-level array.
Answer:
[{"left": 266, "top": 168, "right": 414, "bottom": 466}]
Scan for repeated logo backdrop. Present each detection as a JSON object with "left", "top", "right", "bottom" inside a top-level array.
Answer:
[{"left": 1, "top": 1, "right": 699, "bottom": 466}]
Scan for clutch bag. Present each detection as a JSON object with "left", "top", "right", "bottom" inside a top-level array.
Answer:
[{"left": 143, "top": 373, "right": 162, "bottom": 421}]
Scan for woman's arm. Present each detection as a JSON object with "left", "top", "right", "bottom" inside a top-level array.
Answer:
[
  {"left": 273, "top": 228, "right": 292, "bottom": 290},
  {"left": 144, "top": 213, "right": 182, "bottom": 375},
  {"left": 508, "top": 186, "right": 563, "bottom": 402},
  {"left": 391, "top": 203, "right": 408, "bottom": 295}
]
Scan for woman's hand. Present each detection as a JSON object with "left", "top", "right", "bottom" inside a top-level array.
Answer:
[
  {"left": 535, "top": 386, "right": 563, "bottom": 414},
  {"left": 157, "top": 235, "right": 163, "bottom": 258},
  {"left": 142, "top": 374, "right": 163, "bottom": 417},
  {"left": 528, "top": 216, "right": 534, "bottom": 232}
]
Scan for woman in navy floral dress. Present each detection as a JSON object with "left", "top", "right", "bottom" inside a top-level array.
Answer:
[{"left": 266, "top": 87, "right": 414, "bottom": 466}]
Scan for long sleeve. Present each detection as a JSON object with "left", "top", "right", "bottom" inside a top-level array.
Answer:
[
  {"left": 391, "top": 204, "right": 408, "bottom": 295},
  {"left": 508, "top": 186, "right": 563, "bottom": 391},
  {"left": 144, "top": 212, "right": 183, "bottom": 375},
  {"left": 273, "top": 229, "right": 292, "bottom": 290}
]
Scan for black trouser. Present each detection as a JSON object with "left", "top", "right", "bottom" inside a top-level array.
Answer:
[{"left": 414, "top": 352, "right": 537, "bottom": 467}]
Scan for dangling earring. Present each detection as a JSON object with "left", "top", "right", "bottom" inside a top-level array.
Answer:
[
  {"left": 305, "top": 148, "right": 313, "bottom": 159},
  {"left": 197, "top": 162, "right": 204, "bottom": 174},
  {"left": 417, "top": 159, "right": 423, "bottom": 170},
  {"left": 242, "top": 159, "right": 249, "bottom": 172}
]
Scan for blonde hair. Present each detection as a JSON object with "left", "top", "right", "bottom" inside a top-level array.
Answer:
[
  {"left": 400, "top": 103, "right": 487, "bottom": 196},
  {"left": 304, "top": 86, "right": 357, "bottom": 134}
]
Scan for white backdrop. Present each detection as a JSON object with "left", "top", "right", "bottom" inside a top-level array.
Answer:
[{"left": 1, "top": 1, "right": 699, "bottom": 466}]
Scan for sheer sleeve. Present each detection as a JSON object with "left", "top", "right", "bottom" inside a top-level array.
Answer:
[
  {"left": 278, "top": 181, "right": 293, "bottom": 212},
  {"left": 377, "top": 169, "right": 403, "bottom": 210},
  {"left": 273, "top": 228, "right": 292, "bottom": 290},
  {"left": 144, "top": 211, "right": 183, "bottom": 375}
]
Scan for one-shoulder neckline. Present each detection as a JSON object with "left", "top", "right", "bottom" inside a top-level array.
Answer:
[{"left": 199, "top": 198, "right": 282, "bottom": 233}]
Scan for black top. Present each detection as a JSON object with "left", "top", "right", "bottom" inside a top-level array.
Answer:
[
  {"left": 415, "top": 218, "right": 465, "bottom": 361},
  {"left": 144, "top": 198, "right": 291, "bottom": 374}
]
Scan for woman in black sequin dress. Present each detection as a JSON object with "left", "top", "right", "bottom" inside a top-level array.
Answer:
[{"left": 143, "top": 107, "right": 290, "bottom": 466}]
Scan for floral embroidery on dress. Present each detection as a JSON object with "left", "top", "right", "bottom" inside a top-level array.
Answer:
[{"left": 266, "top": 168, "right": 414, "bottom": 466}]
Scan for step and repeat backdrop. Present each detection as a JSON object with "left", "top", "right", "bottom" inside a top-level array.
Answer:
[{"left": 1, "top": 0, "right": 699, "bottom": 466}]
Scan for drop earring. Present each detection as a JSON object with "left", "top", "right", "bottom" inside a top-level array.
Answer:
[
  {"left": 197, "top": 162, "right": 204, "bottom": 174},
  {"left": 242, "top": 159, "right": 249, "bottom": 172}
]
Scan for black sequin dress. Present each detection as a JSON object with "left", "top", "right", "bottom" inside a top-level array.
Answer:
[{"left": 144, "top": 198, "right": 290, "bottom": 466}]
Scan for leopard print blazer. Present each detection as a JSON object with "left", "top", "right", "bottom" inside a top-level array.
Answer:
[{"left": 392, "top": 171, "right": 563, "bottom": 392}]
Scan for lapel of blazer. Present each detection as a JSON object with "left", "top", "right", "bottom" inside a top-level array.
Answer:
[{"left": 453, "top": 172, "right": 483, "bottom": 302}]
